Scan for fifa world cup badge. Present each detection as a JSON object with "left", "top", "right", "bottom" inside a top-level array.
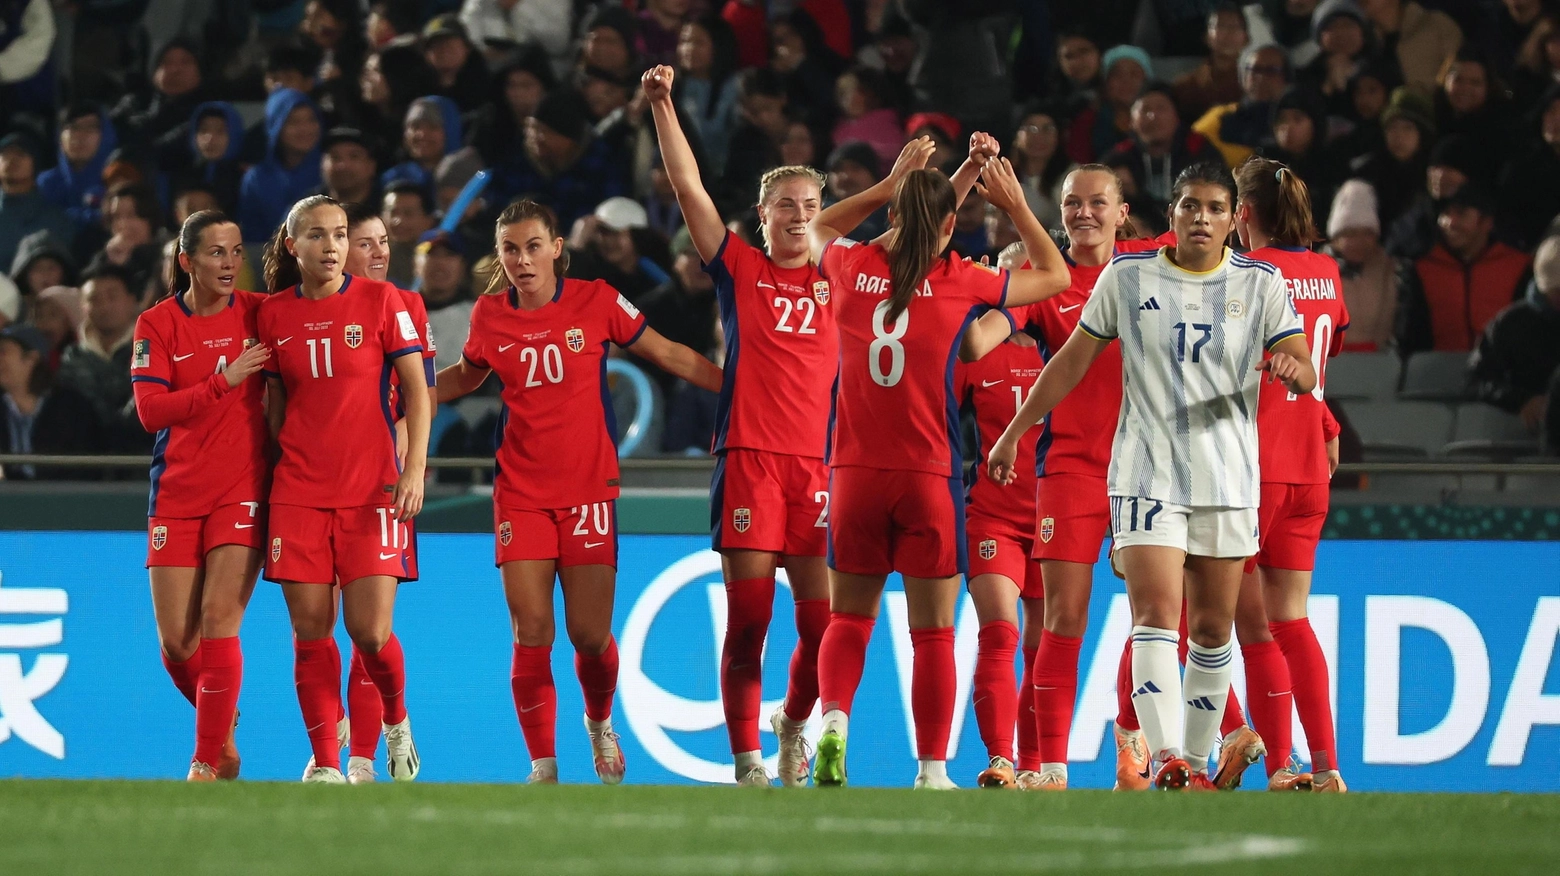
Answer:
[
  {"left": 499, "top": 521, "right": 512, "bottom": 546},
  {"left": 1039, "top": 517, "right": 1055, "bottom": 543},
  {"left": 732, "top": 508, "right": 752, "bottom": 533},
  {"left": 344, "top": 324, "right": 364, "bottom": 349},
  {"left": 812, "top": 281, "right": 830, "bottom": 305},
  {"left": 271, "top": 537, "right": 283, "bottom": 562},
  {"left": 151, "top": 526, "right": 167, "bottom": 551},
  {"left": 566, "top": 328, "right": 585, "bottom": 353},
  {"left": 978, "top": 539, "right": 997, "bottom": 560},
  {"left": 243, "top": 338, "right": 258, "bottom": 349}
]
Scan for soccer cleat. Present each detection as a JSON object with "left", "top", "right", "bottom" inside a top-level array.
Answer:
[
  {"left": 303, "top": 765, "right": 346, "bottom": 784},
  {"left": 1035, "top": 769, "right": 1068, "bottom": 790},
  {"left": 301, "top": 716, "right": 353, "bottom": 781},
  {"left": 977, "top": 756, "right": 1017, "bottom": 788},
  {"left": 913, "top": 773, "right": 959, "bottom": 790},
  {"left": 1114, "top": 726, "right": 1152, "bottom": 791},
  {"left": 526, "top": 760, "right": 559, "bottom": 785},
  {"left": 187, "top": 761, "right": 219, "bottom": 782},
  {"left": 1014, "top": 770, "right": 1044, "bottom": 790},
  {"left": 585, "top": 716, "right": 626, "bottom": 785},
  {"left": 1187, "top": 774, "right": 1218, "bottom": 792},
  {"left": 812, "top": 729, "right": 846, "bottom": 787},
  {"left": 383, "top": 717, "right": 420, "bottom": 782},
  {"left": 1312, "top": 770, "right": 1348, "bottom": 794},
  {"left": 347, "top": 756, "right": 377, "bottom": 785},
  {"left": 1154, "top": 756, "right": 1192, "bottom": 791},
  {"left": 769, "top": 710, "right": 812, "bottom": 787},
  {"left": 1213, "top": 726, "right": 1267, "bottom": 790},
  {"left": 736, "top": 765, "right": 774, "bottom": 788},
  {"left": 1268, "top": 757, "right": 1313, "bottom": 791},
  {"left": 216, "top": 709, "right": 241, "bottom": 780}
]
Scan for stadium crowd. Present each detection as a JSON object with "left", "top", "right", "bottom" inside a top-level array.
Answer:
[{"left": 2, "top": 0, "right": 1560, "bottom": 478}]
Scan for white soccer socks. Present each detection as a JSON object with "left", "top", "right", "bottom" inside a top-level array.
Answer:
[
  {"left": 1182, "top": 639, "right": 1235, "bottom": 773},
  {"left": 1130, "top": 626, "right": 1185, "bottom": 762}
]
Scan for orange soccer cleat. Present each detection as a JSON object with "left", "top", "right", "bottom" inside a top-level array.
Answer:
[
  {"left": 186, "top": 761, "right": 219, "bottom": 782},
  {"left": 977, "top": 756, "right": 1017, "bottom": 788},
  {"left": 1312, "top": 770, "right": 1348, "bottom": 794},
  {"left": 1267, "top": 762, "right": 1313, "bottom": 792},
  {"left": 1213, "top": 726, "right": 1266, "bottom": 790},
  {"left": 1154, "top": 757, "right": 1192, "bottom": 791},
  {"left": 1187, "top": 774, "right": 1218, "bottom": 792},
  {"left": 1114, "top": 726, "right": 1152, "bottom": 791}
]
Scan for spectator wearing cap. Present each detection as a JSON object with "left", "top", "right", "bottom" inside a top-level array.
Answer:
[
  {"left": 1396, "top": 183, "right": 1532, "bottom": 356},
  {"left": 1010, "top": 107, "right": 1074, "bottom": 230},
  {"left": 467, "top": 47, "right": 555, "bottom": 168},
  {"left": 0, "top": 0, "right": 56, "bottom": 117},
  {"left": 0, "top": 323, "right": 104, "bottom": 480},
  {"left": 721, "top": 68, "right": 790, "bottom": 206},
  {"left": 1103, "top": 86, "right": 1223, "bottom": 211},
  {"left": 111, "top": 38, "right": 206, "bottom": 151},
  {"left": 579, "top": 4, "right": 639, "bottom": 81},
  {"left": 413, "top": 230, "right": 475, "bottom": 372},
  {"left": 8, "top": 230, "right": 76, "bottom": 311},
  {"left": 1295, "top": 0, "right": 1373, "bottom": 120},
  {"left": 1067, "top": 45, "right": 1152, "bottom": 164},
  {"left": 422, "top": 14, "right": 491, "bottom": 113},
  {"left": 459, "top": 0, "right": 574, "bottom": 77},
  {"left": 906, "top": 112, "right": 961, "bottom": 174},
  {"left": 1258, "top": 87, "right": 1339, "bottom": 232},
  {"left": 319, "top": 127, "right": 382, "bottom": 210},
  {"left": 166, "top": 101, "right": 245, "bottom": 215},
  {"left": 0, "top": 134, "right": 73, "bottom": 271},
  {"left": 1172, "top": 4, "right": 1251, "bottom": 124},
  {"left": 831, "top": 66, "right": 904, "bottom": 172},
  {"left": 37, "top": 103, "right": 119, "bottom": 231},
  {"left": 381, "top": 180, "right": 436, "bottom": 288},
  {"left": 1192, "top": 43, "right": 1292, "bottom": 168},
  {"left": 490, "top": 88, "right": 631, "bottom": 230},
  {"left": 1351, "top": 86, "right": 1434, "bottom": 235},
  {"left": 675, "top": 15, "right": 742, "bottom": 173},
  {"left": 381, "top": 97, "right": 463, "bottom": 203},
  {"left": 823, "top": 141, "right": 888, "bottom": 242},
  {"left": 1383, "top": 133, "right": 1479, "bottom": 260},
  {"left": 1498, "top": 83, "right": 1560, "bottom": 250},
  {"left": 568, "top": 196, "right": 672, "bottom": 304},
  {"left": 57, "top": 262, "right": 144, "bottom": 450},
  {"left": 638, "top": 0, "right": 693, "bottom": 69},
  {"left": 1359, "top": 0, "right": 1461, "bottom": 97},
  {"left": 1470, "top": 235, "right": 1560, "bottom": 445},
  {"left": 355, "top": 38, "right": 440, "bottom": 151},
  {"left": 237, "top": 88, "right": 324, "bottom": 242},
  {"left": 1325, "top": 179, "right": 1399, "bottom": 351}
]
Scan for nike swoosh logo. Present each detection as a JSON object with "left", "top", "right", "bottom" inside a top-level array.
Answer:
[
  {"left": 584, "top": 541, "right": 605, "bottom": 549},
  {"left": 378, "top": 552, "right": 399, "bottom": 560},
  {"left": 981, "top": 379, "right": 1003, "bottom": 387},
  {"left": 757, "top": 282, "right": 776, "bottom": 289},
  {"left": 1268, "top": 691, "right": 1291, "bottom": 697},
  {"left": 275, "top": 337, "right": 293, "bottom": 345},
  {"left": 498, "top": 343, "right": 516, "bottom": 352},
  {"left": 1034, "top": 686, "right": 1057, "bottom": 691},
  {"left": 234, "top": 523, "right": 254, "bottom": 529},
  {"left": 199, "top": 687, "right": 228, "bottom": 694},
  {"left": 172, "top": 353, "right": 194, "bottom": 362},
  {"left": 519, "top": 702, "right": 546, "bottom": 713},
  {"left": 1060, "top": 304, "right": 1082, "bottom": 313},
  {"left": 305, "top": 722, "right": 326, "bottom": 733}
]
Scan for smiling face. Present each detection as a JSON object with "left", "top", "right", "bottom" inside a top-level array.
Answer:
[
  {"left": 182, "top": 221, "right": 243, "bottom": 295},
  {"left": 286, "top": 205, "right": 350, "bottom": 284},
  {"left": 346, "top": 216, "right": 390, "bottom": 281},
  {"left": 1061, "top": 169, "right": 1130, "bottom": 250},
  {"left": 758, "top": 176, "right": 821, "bottom": 261},
  {"left": 1171, "top": 182, "right": 1236, "bottom": 263},
  {"left": 498, "top": 217, "right": 563, "bottom": 296}
]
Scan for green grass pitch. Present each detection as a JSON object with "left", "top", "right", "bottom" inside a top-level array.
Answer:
[{"left": 2, "top": 780, "right": 1556, "bottom": 874}]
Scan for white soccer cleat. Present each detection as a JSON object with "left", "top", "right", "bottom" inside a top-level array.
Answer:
[
  {"left": 769, "top": 710, "right": 812, "bottom": 787},
  {"left": 347, "top": 756, "right": 377, "bottom": 784},
  {"left": 303, "top": 765, "right": 346, "bottom": 784},
  {"left": 384, "top": 717, "right": 420, "bottom": 782},
  {"left": 1014, "top": 769, "right": 1044, "bottom": 790},
  {"left": 527, "top": 758, "right": 560, "bottom": 785},
  {"left": 301, "top": 716, "right": 353, "bottom": 780},
  {"left": 586, "top": 716, "right": 626, "bottom": 785},
  {"left": 913, "top": 773, "right": 959, "bottom": 790},
  {"left": 736, "top": 764, "right": 775, "bottom": 787}
]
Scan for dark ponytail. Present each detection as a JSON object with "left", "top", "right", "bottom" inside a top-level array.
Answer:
[
  {"left": 263, "top": 194, "right": 341, "bottom": 292},
  {"left": 885, "top": 169, "right": 955, "bottom": 323},
  {"left": 162, "top": 210, "right": 238, "bottom": 302},
  {"left": 483, "top": 199, "right": 569, "bottom": 296},
  {"left": 1234, "top": 156, "right": 1318, "bottom": 247}
]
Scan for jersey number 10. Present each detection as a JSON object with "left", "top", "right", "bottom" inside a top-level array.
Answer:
[{"left": 1287, "top": 313, "right": 1332, "bottom": 403}]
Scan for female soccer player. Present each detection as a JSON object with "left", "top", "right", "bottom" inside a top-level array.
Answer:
[
  {"left": 132, "top": 210, "right": 270, "bottom": 781},
  {"left": 961, "top": 164, "right": 1156, "bottom": 790},
  {"left": 1232, "top": 157, "right": 1349, "bottom": 793},
  {"left": 644, "top": 64, "right": 835, "bottom": 787},
  {"left": 258, "top": 195, "right": 430, "bottom": 784},
  {"left": 988, "top": 162, "right": 1316, "bottom": 791},
  {"left": 805, "top": 140, "right": 1072, "bottom": 788},
  {"left": 437, "top": 199, "right": 722, "bottom": 786}
]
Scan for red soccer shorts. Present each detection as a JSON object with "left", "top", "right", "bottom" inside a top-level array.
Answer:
[
  {"left": 711, "top": 449, "right": 828, "bottom": 556},
  {"left": 828, "top": 466, "right": 965, "bottom": 579},
  {"left": 1247, "top": 482, "right": 1328, "bottom": 573},
  {"left": 147, "top": 501, "right": 265, "bottom": 567},
  {"left": 495, "top": 501, "right": 618, "bottom": 568},
  {"left": 1032, "top": 472, "right": 1112, "bottom": 564},
  {"left": 265, "top": 504, "right": 413, "bottom": 585},
  {"left": 966, "top": 513, "right": 1044, "bottom": 598}
]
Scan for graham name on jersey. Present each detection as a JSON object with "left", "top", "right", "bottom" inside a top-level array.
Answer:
[{"left": 1286, "top": 277, "right": 1338, "bottom": 301}]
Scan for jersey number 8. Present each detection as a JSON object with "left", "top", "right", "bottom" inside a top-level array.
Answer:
[{"left": 869, "top": 300, "right": 908, "bottom": 387}]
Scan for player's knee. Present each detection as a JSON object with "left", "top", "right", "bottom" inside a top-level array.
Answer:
[
  {"left": 1187, "top": 614, "right": 1233, "bottom": 648},
  {"left": 566, "top": 625, "right": 612, "bottom": 656},
  {"left": 160, "top": 634, "right": 200, "bottom": 663},
  {"left": 343, "top": 616, "right": 392, "bottom": 653},
  {"left": 512, "top": 614, "right": 555, "bottom": 648},
  {"left": 199, "top": 601, "right": 244, "bottom": 639}
]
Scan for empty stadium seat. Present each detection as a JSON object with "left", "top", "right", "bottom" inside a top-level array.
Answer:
[
  {"left": 1443, "top": 403, "right": 1539, "bottom": 458},
  {"left": 1399, "top": 351, "right": 1473, "bottom": 401},
  {"left": 1341, "top": 400, "right": 1455, "bottom": 458},
  {"left": 1325, "top": 352, "right": 1401, "bottom": 401}
]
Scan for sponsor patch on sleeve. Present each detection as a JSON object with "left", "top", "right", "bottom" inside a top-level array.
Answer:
[
  {"left": 132, "top": 339, "right": 151, "bottom": 369},
  {"left": 617, "top": 293, "right": 641, "bottom": 319},
  {"left": 397, "top": 310, "right": 420, "bottom": 341},
  {"left": 425, "top": 322, "right": 436, "bottom": 352}
]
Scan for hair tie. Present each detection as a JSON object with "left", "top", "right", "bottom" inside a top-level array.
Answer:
[{"left": 1275, "top": 168, "right": 1284, "bottom": 181}]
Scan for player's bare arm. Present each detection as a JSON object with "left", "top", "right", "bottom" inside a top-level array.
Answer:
[
  {"left": 977, "top": 157, "right": 1069, "bottom": 306},
  {"left": 434, "top": 358, "right": 492, "bottom": 403},
  {"left": 264, "top": 376, "right": 286, "bottom": 443},
  {"left": 948, "top": 131, "right": 1000, "bottom": 208},
  {"left": 1257, "top": 334, "right": 1318, "bottom": 395},
  {"left": 643, "top": 65, "right": 727, "bottom": 264},
  {"left": 627, "top": 327, "right": 723, "bottom": 393},
  {"left": 391, "top": 350, "right": 430, "bottom": 521},
  {"left": 959, "top": 310, "right": 1018, "bottom": 363},
  {"left": 807, "top": 136, "right": 937, "bottom": 264},
  {"left": 986, "top": 328, "right": 1110, "bottom": 485}
]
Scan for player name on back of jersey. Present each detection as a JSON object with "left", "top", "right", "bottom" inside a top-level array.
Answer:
[
  {"left": 855, "top": 274, "right": 933, "bottom": 298},
  {"left": 1286, "top": 277, "right": 1338, "bottom": 300}
]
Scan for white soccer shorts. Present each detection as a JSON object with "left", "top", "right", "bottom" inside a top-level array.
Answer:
[{"left": 1108, "top": 496, "right": 1258, "bottom": 558}]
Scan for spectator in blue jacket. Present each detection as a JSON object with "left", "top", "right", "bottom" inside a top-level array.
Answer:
[
  {"left": 237, "top": 88, "right": 323, "bottom": 242},
  {"left": 379, "top": 96, "right": 461, "bottom": 203},
  {"left": 0, "top": 132, "right": 74, "bottom": 271},
  {"left": 37, "top": 102, "right": 118, "bottom": 231}
]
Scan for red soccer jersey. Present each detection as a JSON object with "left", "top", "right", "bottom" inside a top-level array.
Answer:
[
  {"left": 820, "top": 238, "right": 1009, "bottom": 477},
  {"left": 462, "top": 278, "right": 647, "bottom": 509},
  {"left": 389, "top": 287, "right": 437, "bottom": 415},
  {"left": 706, "top": 232, "right": 838, "bottom": 458},
  {"left": 257, "top": 275, "right": 424, "bottom": 508},
  {"left": 1246, "top": 245, "right": 1351, "bottom": 485},
  {"left": 955, "top": 339, "right": 1043, "bottom": 525},
  {"left": 131, "top": 290, "right": 269, "bottom": 518}
]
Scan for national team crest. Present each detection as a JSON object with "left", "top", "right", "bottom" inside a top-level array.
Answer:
[
  {"left": 732, "top": 507, "right": 752, "bottom": 533},
  {"left": 151, "top": 526, "right": 167, "bottom": 551},
  {"left": 978, "top": 539, "right": 998, "bottom": 560},
  {"left": 813, "top": 280, "right": 830, "bottom": 305},
  {"left": 566, "top": 328, "right": 585, "bottom": 353},
  {"left": 271, "top": 537, "right": 283, "bottom": 562},
  {"left": 344, "top": 324, "right": 364, "bottom": 348},
  {"left": 1039, "top": 517, "right": 1055, "bottom": 543},
  {"left": 499, "top": 521, "right": 512, "bottom": 546},
  {"left": 1227, "top": 299, "right": 1245, "bottom": 319}
]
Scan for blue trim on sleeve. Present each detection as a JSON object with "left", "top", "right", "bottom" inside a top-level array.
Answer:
[
  {"left": 1265, "top": 328, "right": 1305, "bottom": 350},
  {"left": 131, "top": 375, "right": 171, "bottom": 387},
  {"left": 1077, "top": 320, "right": 1116, "bottom": 341},
  {"left": 386, "top": 345, "right": 423, "bottom": 359},
  {"left": 997, "top": 271, "right": 1010, "bottom": 309},
  {"left": 422, "top": 358, "right": 437, "bottom": 386},
  {"left": 623, "top": 321, "right": 648, "bottom": 347}
]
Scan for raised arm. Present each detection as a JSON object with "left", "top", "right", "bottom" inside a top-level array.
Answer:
[
  {"left": 976, "top": 157, "right": 1070, "bottom": 306},
  {"left": 808, "top": 136, "right": 937, "bottom": 264},
  {"left": 643, "top": 65, "right": 727, "bottom": 264},
  {"left": 435, "top": 358, "right": 492, "bottom": 403},
  {"left": 948, "top": 131, "right": 1001, "bottom": 208},
  {"left": 626, "top": 326, "right": 723, "bottom": 393},
  {"left": 986, "top": 328, "right": 1111, "bottom": 484},
  {"left": 958, "top": 310, "right": 1018, "bottom": 363}
]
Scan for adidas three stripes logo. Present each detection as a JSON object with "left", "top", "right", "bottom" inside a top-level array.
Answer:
[{"left": 1139, "top": 297, "right": 1162, "bottom": 311}]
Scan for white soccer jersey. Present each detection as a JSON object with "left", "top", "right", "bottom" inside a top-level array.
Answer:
[{"left": 1077, "top": 247, "right": 1303, "bottom": 508}]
